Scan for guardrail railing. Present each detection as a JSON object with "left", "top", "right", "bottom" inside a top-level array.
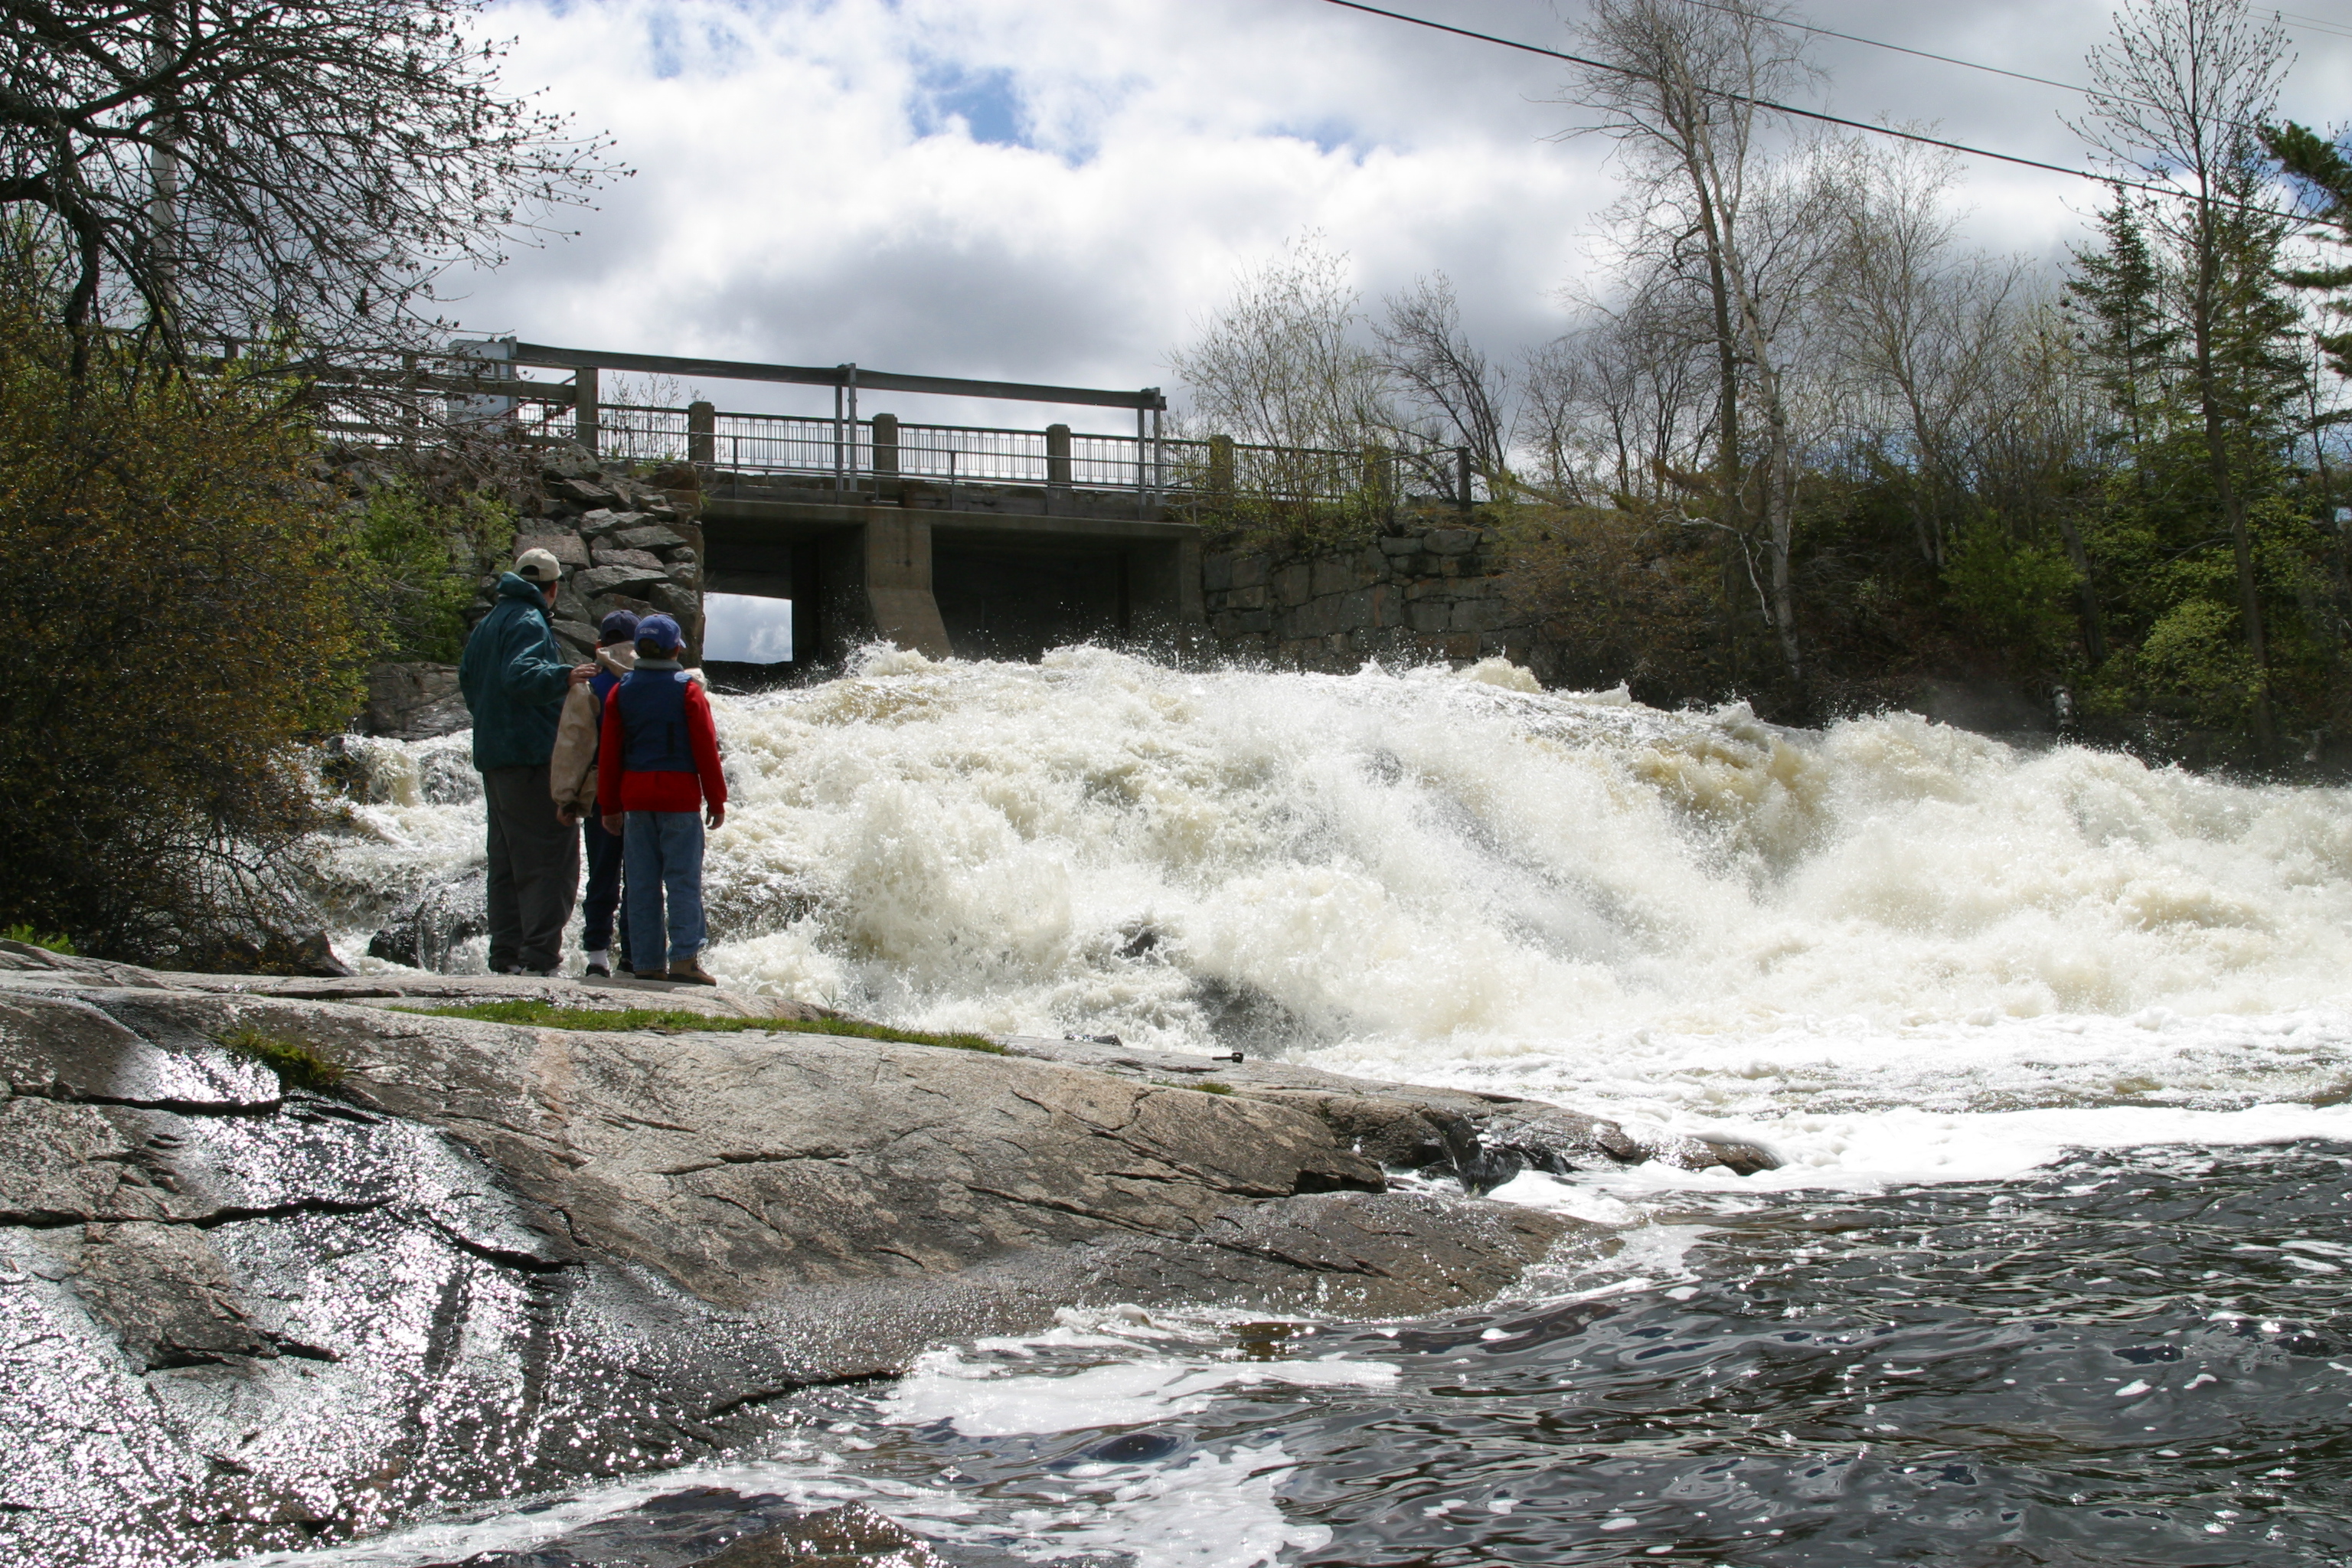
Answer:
[{"left": 292, "top": 341, "right": 1482, "bottom": 517}]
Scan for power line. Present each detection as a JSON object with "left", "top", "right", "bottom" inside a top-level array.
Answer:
[
  {"left": 1684, "top": 0, "right": 2114, "bottom": 106},
  {"left": 2278, "top": 9, "right": 2352, "bottom": 44},
  {"left": 1318, "top": 0, "right": 2314, "bottom": 227},
  {"left": 1677, "top": 0, "right": 2341, "bottom": 129}
]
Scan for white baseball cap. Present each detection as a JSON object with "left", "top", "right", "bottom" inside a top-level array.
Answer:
[{"left": 513, "top": 547, "right": 564, "bottom": 583}]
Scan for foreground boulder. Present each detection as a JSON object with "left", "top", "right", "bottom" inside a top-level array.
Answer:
[{"left": 0, "top": 955, "right": 1592, "bottom": 1565}]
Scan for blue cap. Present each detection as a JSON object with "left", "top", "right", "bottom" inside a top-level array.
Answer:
[
  {"left": 597, "top": 610, "right": 640, "bottom": 645},
  {"left": 636, "top": 612, "right": 684, "bottom": 652}
]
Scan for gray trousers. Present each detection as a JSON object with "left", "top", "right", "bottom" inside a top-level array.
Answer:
[{"left": 482, "top": 764, "right": 580, "bottom": 974}]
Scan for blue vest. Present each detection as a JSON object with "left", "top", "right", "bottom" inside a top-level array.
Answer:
[{"left": 616, "top": 668, "right": 697, "bottom": 773}]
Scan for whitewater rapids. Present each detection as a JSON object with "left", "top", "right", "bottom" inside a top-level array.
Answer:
[{"left": 320, "top": 645, "right": 2352, "bottom": 1190}]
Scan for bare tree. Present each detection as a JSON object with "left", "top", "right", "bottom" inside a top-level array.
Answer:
[
  {"left": 1522, "top": 283, "right": 1718, "bottom": 507},
  {"left": 1374, "top": 273, "right": 1514, "bottom": 489},
  {"left": 1168, "top": 232, "right": 1392, "bottom": 452},
  {"left": 1822, "top": 138, "right": 2030, "bottom": 569},
  {"left": 2074, "top": 0, "right": 2293, "bottom": 748},
  {"left": 0, "top": 0, "right": 622, "bottom": 373},
  {"left": 1561, "top": 0, "right": 1821, "bottom": 681}
]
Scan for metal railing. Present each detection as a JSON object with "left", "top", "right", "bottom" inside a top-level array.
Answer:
[
  {"left": 292, "top": 342, "right": 1479, "bottom": 518},
  {"left": 577, "top": 403, "right": 1470, "bottom": 514}
]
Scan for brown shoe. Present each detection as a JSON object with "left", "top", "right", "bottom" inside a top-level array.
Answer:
[
  {"left": 630, "top": 969, "right": 669, "bottom": 982},
  {"left": 667, "top": 961, "right": 718, "bottom": 986}
]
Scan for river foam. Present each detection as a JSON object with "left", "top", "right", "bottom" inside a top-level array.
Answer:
[{"left": 316, "top": 645, "right": 2352, "bottom": 1186}]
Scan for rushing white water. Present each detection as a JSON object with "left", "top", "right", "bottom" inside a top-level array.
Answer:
[
  {"left": 317, "top": 645, "right": 2352, "bottom": 1186},
  {"left": 268, "top": 667, "right": 2352, "bottom": 1566}
]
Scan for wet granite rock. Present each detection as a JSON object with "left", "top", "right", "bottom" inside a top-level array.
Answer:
[
  {"left": 0, "top": 965, "right": 1577, "bottom": 1565},
  {"left": 362, "top": 661, "right": 469, "bottom": 740},
  {"left": 433, "top": 1489, "right": 951, "bottom": 1567},
  {"left": 1000, "top": 1036, "right": 1779, "bottom": 1181},
  {"left": 366, "top": 867, "right": 488, "bottom": 971}
]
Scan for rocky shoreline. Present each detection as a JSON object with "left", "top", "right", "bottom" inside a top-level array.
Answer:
[{"left": 0, "top": 940, "right": 1771, "bottom": 1565}]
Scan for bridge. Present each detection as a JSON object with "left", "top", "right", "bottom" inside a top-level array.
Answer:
[{"left": 326, "top": 339, "right": 1475, "bottom": 669}]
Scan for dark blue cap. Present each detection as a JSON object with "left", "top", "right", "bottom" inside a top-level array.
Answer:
[
  {"left": 597, "top": 610, "right": 640, "bottom": 645},
  {"left": 636, "top": 612, "right": 684, "bottom": 652}
]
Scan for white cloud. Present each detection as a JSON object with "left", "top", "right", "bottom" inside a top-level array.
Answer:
[{"left": 444, "top": 0, "right": 2352, "bottom": 430}]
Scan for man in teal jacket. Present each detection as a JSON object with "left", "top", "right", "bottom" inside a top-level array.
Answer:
[{"left": 459, "top": 547, "right": 594, "bottom": 975}]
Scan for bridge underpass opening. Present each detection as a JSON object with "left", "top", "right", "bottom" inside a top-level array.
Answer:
[
  {"left": 702, "top": 593, "right": 793, "bottom": 662},
  {"left": 932, "top": 534, "right": 1132, "bottom": 662},
  {"left": 701, "top": 533, "right": 822, "bottom": 684}
]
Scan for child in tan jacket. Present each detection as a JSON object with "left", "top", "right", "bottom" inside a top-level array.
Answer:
[{"left": 550, "top": 612, "right": 639, "bottom": 976}]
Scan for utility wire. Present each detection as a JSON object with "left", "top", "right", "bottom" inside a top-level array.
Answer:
[
  {"left": 1678, "top": 0, "right": 2332, "bottom": 135},
  {"left": 2278, "top": 9, "right": 2352, "bottom": 43},
  {"left": 1319, "top": 0, "right": 2318, "bottom": 227},
  {"left": 1684, "top": 0, "right": 2115, "bottom": 105}
]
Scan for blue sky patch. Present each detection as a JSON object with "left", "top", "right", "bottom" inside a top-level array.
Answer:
[
  {"left": 912, "top": 60, "right": 1027, "bottom": 148},
  {"left": 1274, "top": 118, "right": 1366, "bottom": 158}
]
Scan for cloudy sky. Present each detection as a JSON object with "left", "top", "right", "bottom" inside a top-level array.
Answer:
[{"left": 443, "top": 0, "right": 2352, "bottom": 430}]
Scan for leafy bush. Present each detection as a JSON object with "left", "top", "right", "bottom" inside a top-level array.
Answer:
[
  {"left": 349, "top": 482, "right": 514, "bottom": 662},
  {"left": 1942, "top": 525, "right": 2082, "bottom": 661},
  {"left": 2134, "top": 599, "right": 2262, "bottom": 726},
  {"left": 1, "top": 923, "right": 76, "bottom": 954},
  {"left": 0, "top": 287, "right": 368, "bottom": 957}
]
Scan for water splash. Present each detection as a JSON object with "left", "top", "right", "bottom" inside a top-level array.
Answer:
[{"left": 314, "top": 645, "right": 2352, "bottom": 1172}]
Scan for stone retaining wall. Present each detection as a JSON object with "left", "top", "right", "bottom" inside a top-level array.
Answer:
[
  {"left": 358, "top": 447, "right": 707, "bottom": 740},
  {"left": 494, "top": 446, "right": 706, "bottom": 665},
  {"left": 1204, "top": 520, "right": 1532, "bottom": 671}
]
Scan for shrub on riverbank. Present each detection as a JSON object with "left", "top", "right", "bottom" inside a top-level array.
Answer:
[{"left": 0, "top": 296, "right": 367, "bottom": 957}]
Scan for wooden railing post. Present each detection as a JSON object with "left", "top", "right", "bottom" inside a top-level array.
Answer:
[
  {"left": 1456, "top": 446, "right": 1473, "bottom": 512},
  {"left": 1046, "top": 423, "right": 1072, "bottom": 488},
  {"left": 688, "top": 400, "right": 715, "bottom": 466},
  {"left": 574, "top": 364, "right": 599, "bottom": 453}
]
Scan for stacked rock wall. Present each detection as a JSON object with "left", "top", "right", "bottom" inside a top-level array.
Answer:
[
  {"left": 1203, "top": 519, "right": 1530, "bottom": 671},
  {"left": 496, "top": 449, "right": 706, "bottom": 665}
]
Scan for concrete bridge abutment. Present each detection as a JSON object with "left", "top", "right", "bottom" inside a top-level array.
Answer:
[{"left": 699, "top": 478, "right": 1204, "bottom": 673}]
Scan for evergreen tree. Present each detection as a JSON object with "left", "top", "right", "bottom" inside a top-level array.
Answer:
[
  {"left": 2066, "top": 190, "right": 2183, "bottom": 482},
  {"left": 2262, "top": 121, "right": 2352, "bottom": 379}
]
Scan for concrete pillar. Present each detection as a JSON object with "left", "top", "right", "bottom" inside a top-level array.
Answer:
[
  {"left": 1125, "top": 537, "right": 1207, "bottom": 658},
  {"left": 574, "top": 365, "right": 599, "bottom": 453},
  {"left": 1208, "top": 434, "right": 1235, "bottom": 501},
  {"left": 872, "top": 411, "right": 899, "bottom": 475},
  {"left": 862, "top": 513, "right": 952, "bottom": 658},
  {"left": 688, "top": 400, "right": 715, "bottom": 466},
  {"left": 1046, "top": 423, "right": 1072, "bottom": 488}
]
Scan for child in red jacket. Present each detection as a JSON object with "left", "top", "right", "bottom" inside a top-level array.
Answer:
[{"left": 598, "top": 614, "right": 727, "bottom": 985}]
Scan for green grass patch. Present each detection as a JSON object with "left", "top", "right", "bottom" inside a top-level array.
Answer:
[
  {"left": 2, "top": 922, "right": 76, "bottom": 954},
  {"left": 394, "top": 998, "right": 1006, "bottom": 1054},
  {"left": 1152, "top": 1077, "right": 1234, "bottom": 1095},
  {"left": 218, "top": 1025, "right": 346, "bottom": 1092}
]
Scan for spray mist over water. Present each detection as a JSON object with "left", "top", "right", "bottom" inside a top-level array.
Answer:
[{"left": 318, "top": 645, "right": 2352, "bottom": 1181}]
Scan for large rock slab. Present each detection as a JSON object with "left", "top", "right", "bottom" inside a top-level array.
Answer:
[
  {"left": 0, "top": 969, "right": 1580, "bottom": 1564},
  {"left": 1002, "top": 1035, "right": 1780, "bottom": 1179},
  {"left": 361, "top": 661, "right": 467, "bottom": 740}
]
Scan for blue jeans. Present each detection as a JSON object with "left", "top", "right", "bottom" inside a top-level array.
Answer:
[
  {"left": 622, "top": 811, "right": 707, "bottom": 969},
  {"left": 580, "top": 812, "right": 626, "bottom": 959}
]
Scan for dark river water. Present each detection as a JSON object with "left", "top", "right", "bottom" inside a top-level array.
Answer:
[{"left": 276, "top": 1139, "right": 2352, "bottom": 1568}]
